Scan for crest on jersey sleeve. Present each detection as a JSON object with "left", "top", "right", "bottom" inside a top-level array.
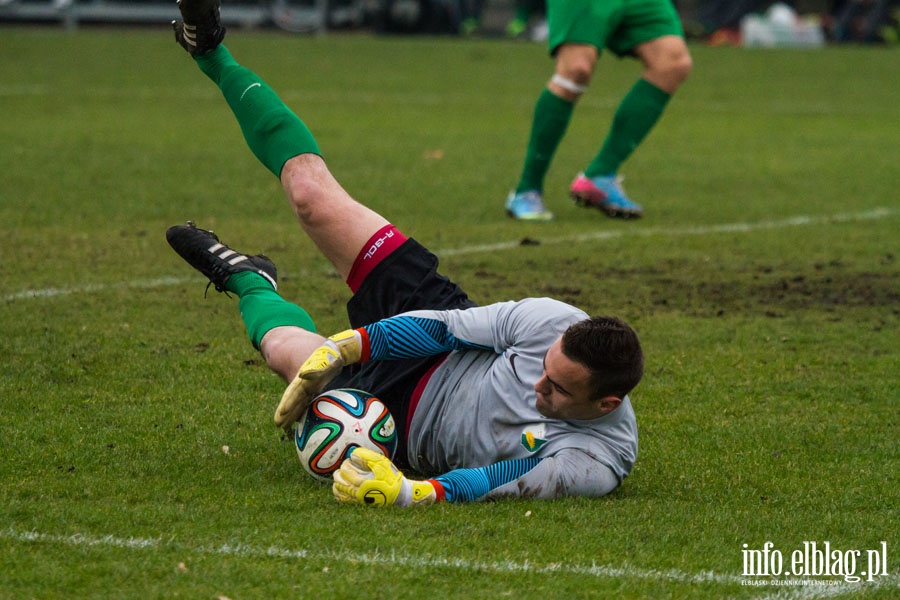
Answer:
[{"left": 520, "top": 424, "right": 548, "bottom": 453}]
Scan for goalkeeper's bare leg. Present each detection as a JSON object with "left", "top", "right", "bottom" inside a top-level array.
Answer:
[
  {"left": 173, "top": 0, "right": 392, "bottom": 282},
  {"left": 171, "top": 0, "right": 405, "bottom": 426}
]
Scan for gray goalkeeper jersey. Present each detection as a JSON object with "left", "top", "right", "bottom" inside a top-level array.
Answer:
[{"left": 405, "top": 297, "right": 638, "bottom": 500}]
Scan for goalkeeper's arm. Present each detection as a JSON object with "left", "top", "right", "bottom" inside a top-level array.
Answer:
[
  {"left": 276, "top": 314, "right": 488, "bottom": 431},
  {"left": 333, "top": 448, "right": 543, "bottom": 507},
  {"left": 357, "top": 314, "right": 492, "bottom": 361}
]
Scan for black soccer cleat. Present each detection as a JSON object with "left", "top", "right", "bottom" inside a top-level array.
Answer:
[
  {"left": 172, "top": 0, "right": 226, "bottom": 57},
  {"left": 166, "top": 222, "right": 278, "bottom": 293}
]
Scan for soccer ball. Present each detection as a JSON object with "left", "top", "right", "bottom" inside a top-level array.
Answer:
[{"left": 294, "top": 388, "right": 398, "bottom": 483}]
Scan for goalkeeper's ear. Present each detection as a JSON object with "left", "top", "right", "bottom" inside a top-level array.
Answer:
[{"left": 595, "top": 395, "right": 622, "bottom": 415}]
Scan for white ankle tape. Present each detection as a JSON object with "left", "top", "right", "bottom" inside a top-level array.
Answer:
[{"left": 551, "top": 74, "right": 587, "bottom": 95}]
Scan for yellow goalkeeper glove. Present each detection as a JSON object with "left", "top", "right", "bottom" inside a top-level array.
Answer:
[
  {"left": 332, "top": 447, "right": 440, "bottom": 507},
  {"left": 274, "top": 329, "right": 363, "bottom": 432}
]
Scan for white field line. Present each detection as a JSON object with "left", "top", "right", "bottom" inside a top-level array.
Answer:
[
  {"left": 2, "top": 528, "right": 897, "bottom": 598},
  {"left": 436, "top": 207, "right": 898, "bottom": 257},
  {"left": 4, "top": 207, "right": 897, "bottom": 303},
  {"left": 4, "top": 276, "right": 191, "bottom": 301}
]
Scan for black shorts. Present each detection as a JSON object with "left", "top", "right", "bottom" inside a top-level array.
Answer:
[{"left": 329, "top": 238, "right": 476, "bottom": 466}]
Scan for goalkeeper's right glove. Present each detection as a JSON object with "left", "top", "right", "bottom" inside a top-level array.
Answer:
[
  {"left": 274, "top": 329, "right": 364, "bottom": 432},
  {"left": 332, "top": 448, "right": 443, "bottom": 508}
]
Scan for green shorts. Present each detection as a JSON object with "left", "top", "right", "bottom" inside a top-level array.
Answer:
[{"left": 547, "top": 0, "right": 683, "bottom": 57}]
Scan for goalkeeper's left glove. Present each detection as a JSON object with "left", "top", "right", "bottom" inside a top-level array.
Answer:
[
  {"left": 274, "top": 329, "right": 364, "bottom": 432},
  {"left": 332, "top": 447, "right": 443, "bottom": 508}
]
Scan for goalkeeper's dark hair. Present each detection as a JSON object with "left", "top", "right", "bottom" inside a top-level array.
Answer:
[{"left": 561, "top": 316, "right": 644, "bottom": 401}]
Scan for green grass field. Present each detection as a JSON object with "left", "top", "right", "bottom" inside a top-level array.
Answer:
[{"left": 1, "top": 27, "right": 898, "bottom": 598}]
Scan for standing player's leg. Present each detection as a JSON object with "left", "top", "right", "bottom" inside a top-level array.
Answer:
[
  {"left": 505, "top": 43, "right": 595, "bottom": 222},
  {"left": 505, "top": 0, "right": 614, "bottom": 222},
  {"left": 571, "top": 35, "right": 690, "bottom": 217},
  {"left": 569, "top": 0, "right": 692, "bottom": 218}
]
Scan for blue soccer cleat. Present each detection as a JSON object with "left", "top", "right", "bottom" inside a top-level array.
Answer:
[
  {"left": 505, "top": 190, "right": 554, "bottom": 221},
  {"left": 570, "top": 173, "right": 643, "bottom": 219}
]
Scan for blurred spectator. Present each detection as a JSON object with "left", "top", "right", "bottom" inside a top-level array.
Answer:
[
  {"left": 375, "top": 0, "right": 463, "bottom": 34},
  {"left": 825, "top": 0, "right": 899, "bottom": 43},
  {"left": 458, "top": 0, "right": 485, "bottom": 35},
  {"left": 697, "top": 0, "right": 767, "bottom": 33},
  {"left": 505, "top": 0, "right": 547, "bottom": 40},
  {"left": 685, "top": 1, "right": 793, "bottom": 45}
]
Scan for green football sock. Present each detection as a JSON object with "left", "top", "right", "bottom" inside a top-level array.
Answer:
[
  {"left": 585, "top": 78, "right": 671, "bottom": 177},
  {"left": 227, "top": 272, "right": 316, "bottom": 350},
  {"left": 194, "top": 45, "right": 321, "bottom": 178},
  {"left": 516, "top": 89, "right": 574, "bottom": 193}
]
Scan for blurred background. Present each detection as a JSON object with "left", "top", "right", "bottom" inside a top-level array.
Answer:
[{"left": 1, "top": 0, "right": 897, "bottom": 46}]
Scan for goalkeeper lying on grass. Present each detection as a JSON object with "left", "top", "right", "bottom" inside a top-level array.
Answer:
[{"left": 166, "top": 0, "right": 643, "bottom": 507}]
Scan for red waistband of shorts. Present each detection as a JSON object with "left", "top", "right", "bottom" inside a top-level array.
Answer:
[{"left": 346, "top": 224, "right": 408, "bottom": 293}]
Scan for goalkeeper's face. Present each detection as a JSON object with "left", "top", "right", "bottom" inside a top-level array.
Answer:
[{"left": 534, "top": 339, "right": 621, "bottom": 420}]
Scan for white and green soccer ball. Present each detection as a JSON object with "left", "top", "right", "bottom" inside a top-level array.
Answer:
[{"left": 294, "top": 388, "right": 398, "bottom": 482}]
